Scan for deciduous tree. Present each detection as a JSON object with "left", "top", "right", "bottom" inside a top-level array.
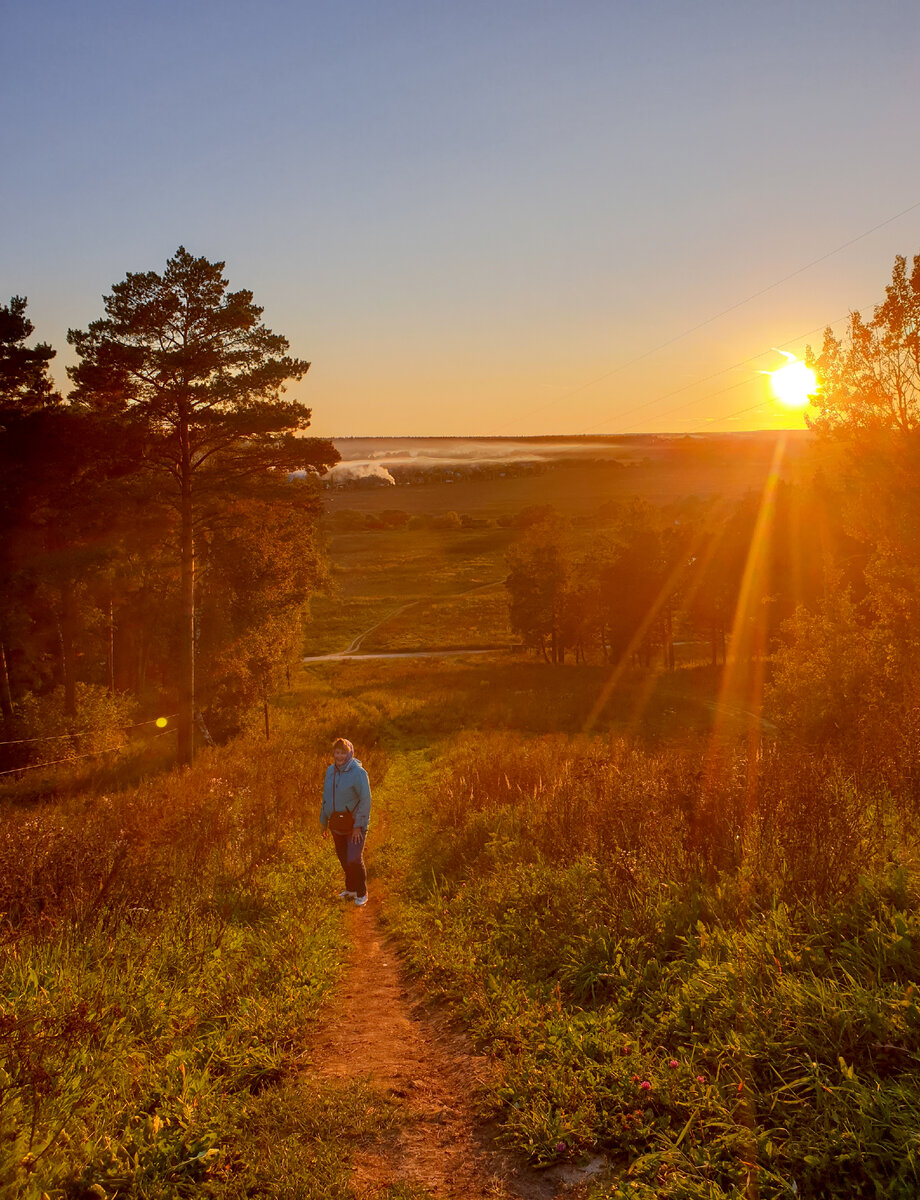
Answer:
[
  {"left": 808, "top": 251, "right": 920, "bottom": 435},
  {"left": 805, "top": 248, "right": 920, "bottom": 726}
]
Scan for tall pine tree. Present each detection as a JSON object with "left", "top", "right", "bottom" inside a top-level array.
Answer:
[{"left": 69, "top": 248, "right": 338, "bottom": 763}]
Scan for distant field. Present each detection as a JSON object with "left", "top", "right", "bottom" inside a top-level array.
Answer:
[
  {"left": 305, "top": 527, "right": 514, "bottom": 655},
  {"left": 321, "top": 433, "right": 819, "bottom": 520}
]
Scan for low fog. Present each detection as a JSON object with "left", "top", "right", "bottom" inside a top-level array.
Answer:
[
  {"left": 332, "top": 437, "right": 656, "bottom": 467},
  {"left": 307, "top": 433, "right": 804, "bottom": 489},
  {"left": 318, "top": 437, "right": 655, "bottom": 488}
]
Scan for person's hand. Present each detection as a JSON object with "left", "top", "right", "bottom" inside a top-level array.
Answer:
[
  {"left": 350, "top": 828, "right": 363, "bottom": 844},
  {"left": 321, "top": 828, "right": 329, "bottom": 840}
]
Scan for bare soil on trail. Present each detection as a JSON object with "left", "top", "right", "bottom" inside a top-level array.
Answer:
[{"left": 309, "top": 890, "right": 598, "bottom": 1200}]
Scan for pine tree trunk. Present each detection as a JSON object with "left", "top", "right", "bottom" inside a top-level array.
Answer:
[
  {"left": 59, "top": 578, "right": 77, "bottom": 719},
  {"left": 177, "top": 423, "right": 196, "bottom": 766},
  {"left": 0, "top": 640, "right": 14, "bottom": 726}
]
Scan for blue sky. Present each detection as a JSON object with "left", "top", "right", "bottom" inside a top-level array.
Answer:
[{"left": 3, "top": 0, "right": 919, "bottom": 435}]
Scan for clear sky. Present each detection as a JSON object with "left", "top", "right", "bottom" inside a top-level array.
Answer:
[{"left": 3, "top": 0, "right": 919, "bottom": 436}]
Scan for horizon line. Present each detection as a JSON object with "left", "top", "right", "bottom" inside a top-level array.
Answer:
[{"left": 317, "top": 428, "right": 812, "bottom": 440}]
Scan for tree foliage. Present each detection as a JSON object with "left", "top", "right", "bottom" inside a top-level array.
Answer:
[
  {"left": 0, "top": 259, "right": 337, "bottom": 770},
  {"left": 0, "top": 295, "right": 59, "bottom": 416},
  {"left": 505, "top": 515, "right": 574, "bottom": 663},
  {"left": 767, "top": 248, "right": 920, "bottom": 750},
  {"left": 807, "top": 252, "right": 920, "bottom": 434},
  {"left": 68, "top": 247, "right": 338, "bottom": 762},
  {"left": 68, "top": 246, "right": 335, "bottom": 485}
]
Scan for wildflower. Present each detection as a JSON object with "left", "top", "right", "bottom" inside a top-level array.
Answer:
[
  {"left": 640, "top": 1080, "right": 651, "bottom": 1091},
  {"left": 555, "top": 1141, "right": 567, "bottom": 1152},
  {"left": 696, "top": 1075, "right": 706, "bottom": 1084},
  {"left": 738, "top": 1079, "right": 744, "bottom": 1092},
  {"left": 631, "top": 1074, "right": 640, "bottom": 1082},
  {"left": 668, "top": 1059, "right": 679, "bottom": 1069}
]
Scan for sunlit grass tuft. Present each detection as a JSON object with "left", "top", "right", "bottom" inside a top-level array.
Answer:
[
  {"left": 0, "top": 694, "right": 385, "bottom": 1198},
  {"left": 381, "top": 732, "right": 920, "bottom": 1198}
]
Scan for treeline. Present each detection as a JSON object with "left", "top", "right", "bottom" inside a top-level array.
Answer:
[
  {"left": 503, "top": 485, "right": 858, "bottom": 670},
  {"left": 508, "top": 249, "right": 920, "bottom": 754},
  {"left": 0, "top": 249, "right": 338, "bottom": 770},
  {"left": 330, "top": 507, "right": 502, "bottom": 531}
]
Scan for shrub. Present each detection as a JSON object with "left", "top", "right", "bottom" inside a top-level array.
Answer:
[
  {"left": 329, "top": 508, "right": 366, "bottom": 531},
  {"left": 380, "top": 509, "right": 410, "bottom": 528},
  {"left": 12, "top": 684, "right": 136, "bottom": 769},
  {"left": 431, "top": 511, "right": 461, "bottom": 530},
  {"left": 767, "top": 590, "right": 886, "bottom": 745}
]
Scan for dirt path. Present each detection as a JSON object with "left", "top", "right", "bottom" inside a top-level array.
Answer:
[
  {"left": 309, "top": 892, "right": 587, "bottom": 1200},
  {"left": 344, "top": 601, "right": 421, "bottom": 654}
]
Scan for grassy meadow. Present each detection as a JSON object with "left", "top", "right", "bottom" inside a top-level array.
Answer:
[
  {"left": 0, "top": 695, "right": 397, "bottom": 1200},
  {"left": 304, "top": 459, "right": 920, "bottom": 1200},
  {"left": 303, "top": 527, "right": 514, "bottom": 656},
  {"left": 4, "top": 448, "right": 920, "bottom": 1199}
]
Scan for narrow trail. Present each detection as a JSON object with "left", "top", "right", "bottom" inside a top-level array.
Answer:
[
  {"left": 309, "top": 890, "right": 582, "bottom": 1200},
  {"left": 344, "top": 601, "right": 420, "bottom": 654}
]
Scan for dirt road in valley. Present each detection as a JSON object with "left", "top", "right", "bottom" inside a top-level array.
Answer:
[
  {"left": 303, "top": 580, "right": 509, "bottom": 662},
  {"left": 309, "top": 891, "right": 594, "bottom": 1200}
]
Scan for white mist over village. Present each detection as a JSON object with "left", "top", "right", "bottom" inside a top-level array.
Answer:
[{"left": 304, "top": 431, "right": 813, "bottom": 490}]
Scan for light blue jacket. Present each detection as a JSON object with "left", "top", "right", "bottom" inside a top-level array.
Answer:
[{"left": 320, "top": 757, "right": 372, "bottom": 832}]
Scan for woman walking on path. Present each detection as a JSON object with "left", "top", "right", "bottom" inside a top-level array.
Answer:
[{"left": 320, "top": 737, "right": 371, "bottom": 907}]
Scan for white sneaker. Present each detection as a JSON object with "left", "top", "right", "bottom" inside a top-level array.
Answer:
[
  {"left": 338, "top": 890, "right": 356, "bottom": 899},
  {"left": 354, "top": 894, "right": 368, "bottom": 907}
]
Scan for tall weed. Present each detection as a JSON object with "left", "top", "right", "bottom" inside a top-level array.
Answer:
[
  {"left": 383, "top": 732, "right": 920, "bottom": 1198},
  {"left": 0, "top": 698, "right": 356, "bottom": 1198}
]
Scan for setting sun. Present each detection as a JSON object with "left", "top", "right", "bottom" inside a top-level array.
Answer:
[{"left": 766, "top": 351, "right": 817, "bottom": 409}]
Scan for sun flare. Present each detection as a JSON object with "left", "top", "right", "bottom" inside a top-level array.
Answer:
[{"left": 765, "top": 351, "right": 817, "bottom": 409}]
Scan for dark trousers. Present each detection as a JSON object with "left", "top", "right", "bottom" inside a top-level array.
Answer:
[{"left": 331, "top": 829, "right": 367, "bottom": 898}]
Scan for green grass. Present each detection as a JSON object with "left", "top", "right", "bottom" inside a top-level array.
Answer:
[
  {"left": 7, "top": 467, "right": 920, "bottom": 1199},
  {"left": 358, "top": 586, "right": 512, "bottom": 651},
  {"left": 303, "top": 527, "right": 513, "bottom": 655},
  {"left": 0, "top": 694, "right": 393, "bottom": 1199},
  {"left": 211, "top": 1077, "right": 403, "bottom": 1199},
  {"left": 377, "top": 732, "right": 920, "bottom": 1199}
]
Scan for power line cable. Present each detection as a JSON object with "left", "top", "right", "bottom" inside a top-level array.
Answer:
[
  {"left": 490, "top": 196, "right": 920, "bottom": 435},
  {"left": 0, "top": 714, "right": 177, "bottom": 748},
  {"left": 0, "top": 727, "right": 177, "bottom": 778},
  {"left": 605, "top": 306, "right": 869, "bottom": 436},
  {"left": 580, "top": 310, "right": 853, "bottom": 435}
]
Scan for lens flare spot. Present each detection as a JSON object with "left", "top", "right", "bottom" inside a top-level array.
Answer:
[
  {"left": 155, "top": 716, "right": 168, "bottom": 728},
  {"left": 764, "top": 351, "right": 817, "bottom": 409}
]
